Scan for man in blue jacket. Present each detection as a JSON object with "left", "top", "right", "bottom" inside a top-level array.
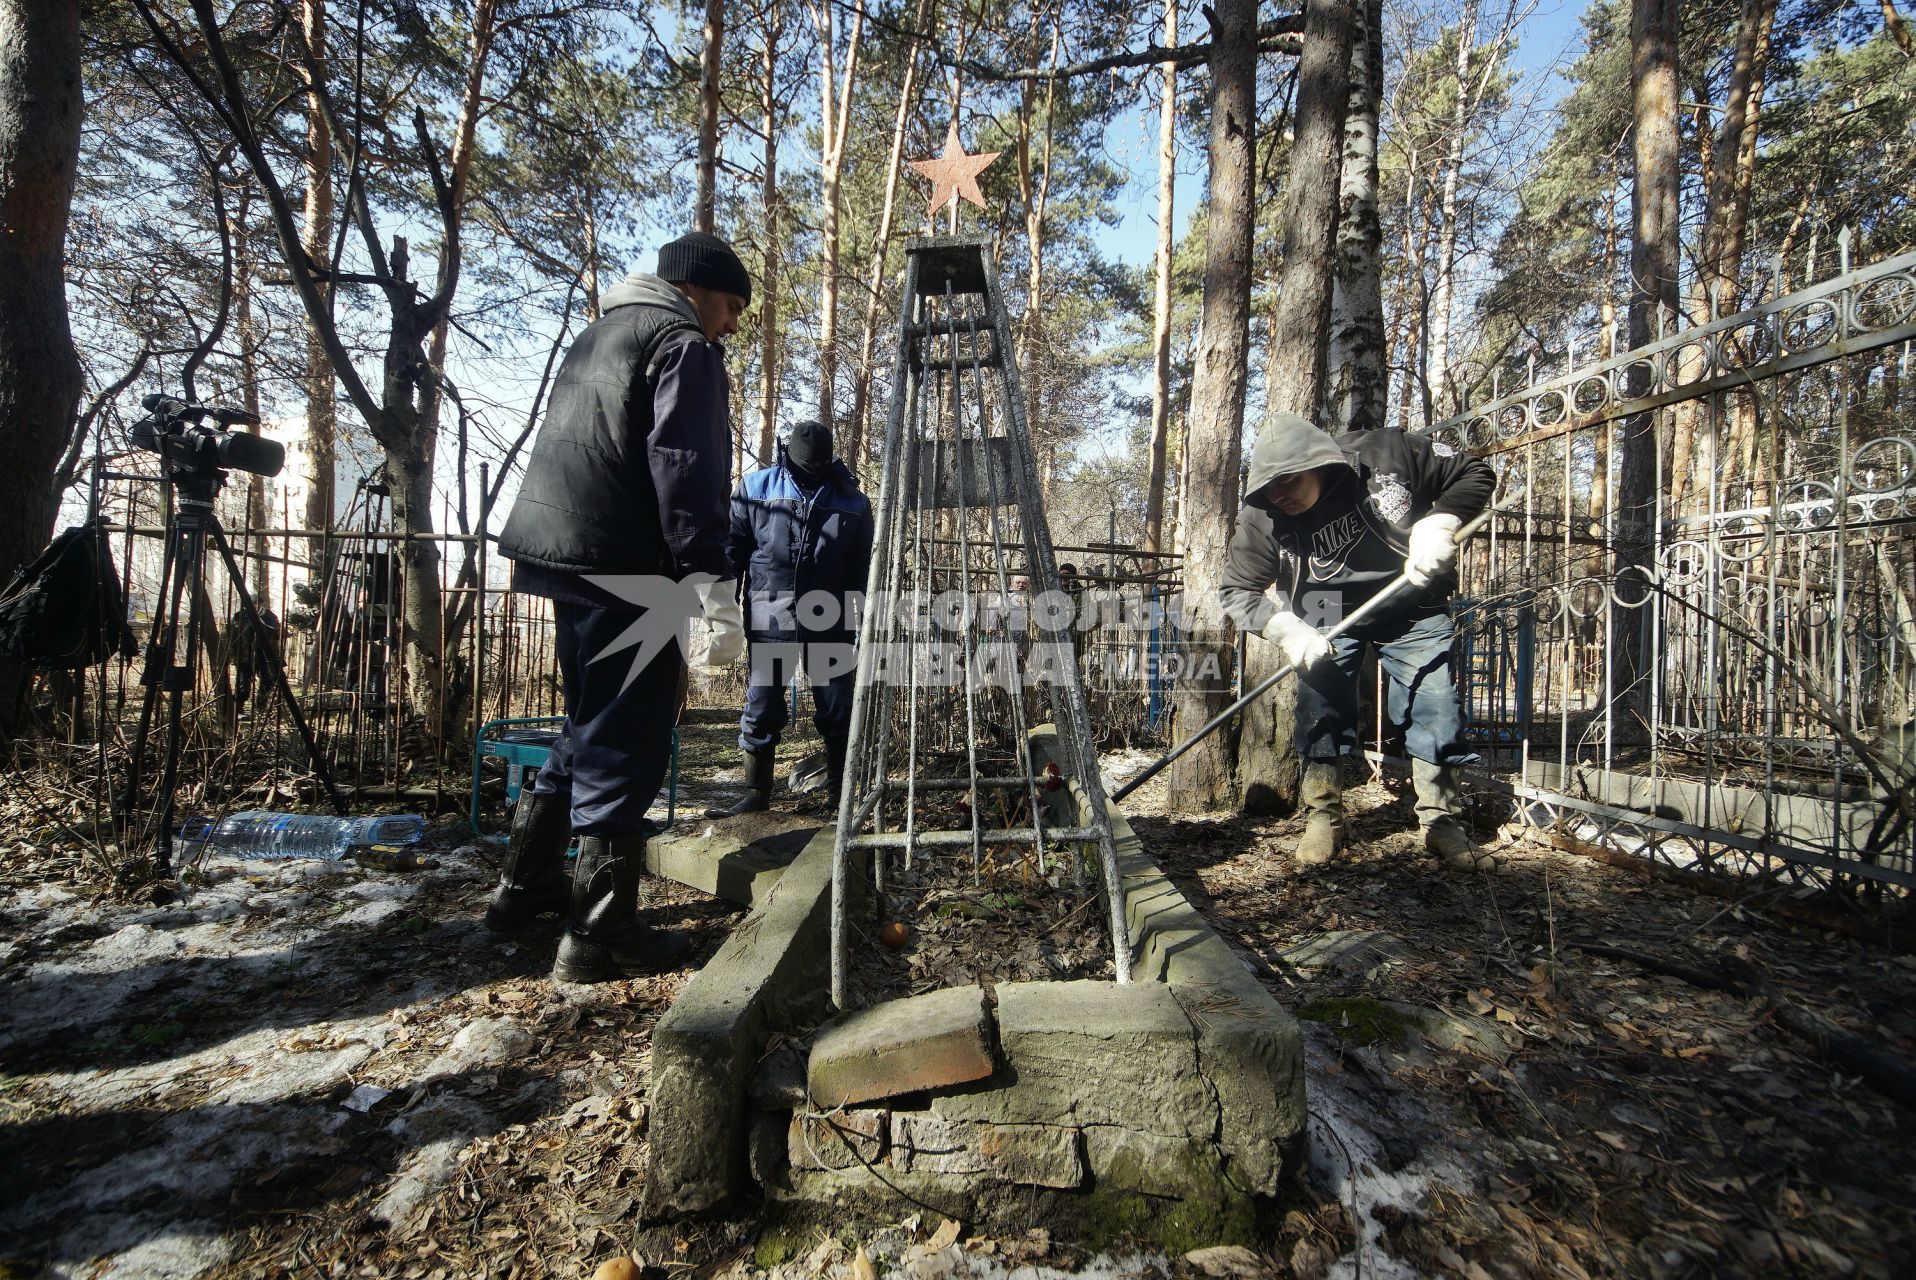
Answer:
[
  {"left": 706, "top": 418, "right": 874, "bottom": 816},
  {"left": 1220, "top": 412, "right": 1496, "bottom": 870},
  {"left": 487, "top": 232, "right": 749, "bottom": 983}
]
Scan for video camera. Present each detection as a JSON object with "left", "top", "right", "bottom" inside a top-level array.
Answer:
[{"left": 131, "top": 394, "right": 284, "bottom": 479}]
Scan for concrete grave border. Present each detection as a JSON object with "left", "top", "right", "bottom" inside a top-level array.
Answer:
[{"left": 638, "top": 729, "right": 1305, "bottom": 1246}]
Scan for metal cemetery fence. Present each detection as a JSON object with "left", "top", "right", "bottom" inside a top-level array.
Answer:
[{"left": 1431, "top": 242, "right": 1916, "bottom": 903}]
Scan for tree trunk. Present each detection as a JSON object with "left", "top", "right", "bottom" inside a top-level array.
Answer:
[
  {"left": 1616, "top": 0, "right": 1682, "bottom": 718},
  {"left": 1014, "top": 19, "right": 1060, "bottom": 498},
  {"left": 696, "top": 0, "right": 724, "bottom": 233},
  {"left": 1591, "top": 165, "right": 1620, "bottom": 521},
  {"left": 1166, "top": 0, "right": 1257, "bottom": 810},
  {"left": 1671, "top": 0, "right": 1775, "bottom": 515},
  {"left": 1394, "top": 159, "right": 1429, "bottom": 428},
  {"left": 1237, "top": 0, "right": 1354, "bottom": 815},
  {"left": 231, "top": 194, "right": 271, "bottom": 602},
  {"left": 1326, "top": 0, "right": 1384, "bottom": 433},
  {"left": 847, "top": 0, "right": 931, "bottom": 473},
  {"left": 300, "top": 0, "right": 336, "bottom": 543},
  {"left": 378, "top": 239, "right": 446, "bottom": 736},
  {"left": 813, "top": 0, "right": 863, "bottom": 425},
  {"left": 0, "top": 0, "right": 82, "bottom": 738},
  {"left": 758, "top": 2, "right": 782, "bottom": 466},
  {"left": 1425, "top": 0, "right": 1478, "bottom": 421},
  {"left": 1143, "top": 0, "right": 1178, "bottom": 555},
  {"left": 418, "top": 0, "right": 499, "bottom": 452}
]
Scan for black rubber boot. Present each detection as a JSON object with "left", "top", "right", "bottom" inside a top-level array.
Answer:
[
  {"left": 550, "top": 832, "right": 691, "bottom": 983},
  {"left": 824, "top": 737, "right": 847, "bottom": 805},
  {"left": 703, "top": 748, "right": 774, "bottom": 818},
  {"left": 483, "top": 791, "right": 572, "bottom": 932}
]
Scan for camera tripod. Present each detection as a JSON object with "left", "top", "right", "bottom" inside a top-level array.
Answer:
[{"left": 120, "top": 463, "right": 346, "bottom": 874}]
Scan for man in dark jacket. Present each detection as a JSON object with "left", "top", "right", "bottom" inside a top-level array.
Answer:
[
  {"left": 1220, "top": 412, "right": 1496, "bottom": 870},
  {"left": 706, "top": 418, "right": 873, "bottom": 816},
  {"left": 488, "top": 231, "right": 750, "bottom": 983}
]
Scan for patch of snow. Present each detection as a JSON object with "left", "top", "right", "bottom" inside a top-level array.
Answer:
[
  {"left": 1300, "top": 1026, "right": 1478, "bottom": 1280},
  {"left": 42, "top": 1215, "right": 234, "bottom": 1280},
  {"left": 211, "top": 1042, "right": 373, "bottom": 1104},
  {"left": 418, "top": 1014, "right": 536, "bottom": 1083}
]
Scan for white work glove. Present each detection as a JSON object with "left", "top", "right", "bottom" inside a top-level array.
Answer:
[
  {"left": 1261, "top": 611, "right": 1331, "bottom": 670},
  {"left": 1404, "top": 513, "right": 1463, "bottom": 588},
  {"left": 695, "top": 580, "right": 746, "bottom": 668}
]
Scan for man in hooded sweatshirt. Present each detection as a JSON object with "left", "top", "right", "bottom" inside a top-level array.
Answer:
[
  {"left": 706, "top": 418, "right": 874, "bottom": 816},
  {"left": 1220, "top": 413, "right": 1497, "bottom": 868},
  {"left": 488, "top": 231, "right": 751, "bottom": 983}
]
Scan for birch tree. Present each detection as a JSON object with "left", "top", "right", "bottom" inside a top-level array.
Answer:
[{"left": 1326, "top": 0, "right": 1385, "bottom": 433}]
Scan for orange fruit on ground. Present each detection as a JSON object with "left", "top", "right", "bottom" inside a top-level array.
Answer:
[
  {"left": 592, "top": 1259, "right": 641, "bottom": 1280},
  {"left": 879, "top": 921, "right": 909, "bottom": 948}
]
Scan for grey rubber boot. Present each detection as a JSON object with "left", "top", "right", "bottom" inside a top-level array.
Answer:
[
  {"left": 1413, "top": 758, "right": 1485, "bottom": 868},
  {"left": 1295, "top": 760, "right": 1345, "bottom": 867},
  {"left": 704, "top": 748, "right": 774, "bottom": 818},
  {"left": 483, "top": 790, "right": 572, "bottom": 932},
  {"left": 551, "top": 832, "right": 691, "bottom": 983}
]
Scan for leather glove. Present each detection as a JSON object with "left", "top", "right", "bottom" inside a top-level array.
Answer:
[
  {"left": 1404, "top": 513, "right": 1463, "bottom": 588},
  {"left": 695, "top": 580, "right": 745, "bottom": 668},
  {"left": 1261, "top": 610, "right": 1331, "bottom": 669}
]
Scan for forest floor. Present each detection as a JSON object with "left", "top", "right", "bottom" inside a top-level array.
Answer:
[{"left": 3, "top": 715, "right": 1915, "bottom": 1279}]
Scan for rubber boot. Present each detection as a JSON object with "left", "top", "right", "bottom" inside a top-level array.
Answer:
[
  {"left": 824, "top": 738, "right": 847, "bottom": 805},
  {"left": 1294, "top": 760, "right": 1345, "bottom": 867},
  {"left": 1413, "top": 758, "right": 1488, "bottom": 869},
  {"left": 704, "top": 749, "right": 773, "bottom": 818},
  {"left": 551, "top": 832, "right": 691, "bottom": 983},
  {"left": 483, "top": 790, "right": 572, "bottom": 932}
]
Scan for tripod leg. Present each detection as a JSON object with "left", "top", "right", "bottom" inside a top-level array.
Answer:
[
  {"left": 151, "top": 521, "right": 210, "bottom": 875},
  {"left": 121, "top": 519, "right": 184, "bottom": 836},
  {"left": 210, "top": 522, "right": 348, "bottom": 816}
]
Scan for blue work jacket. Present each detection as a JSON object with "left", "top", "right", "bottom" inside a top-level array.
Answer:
[{"left": 727, "top": 450, "right": 874, "bottom": 640}]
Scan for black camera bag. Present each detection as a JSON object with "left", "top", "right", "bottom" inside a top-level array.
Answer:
[{"left": 0, "top": 521, "right": 136, "bottom": 668}]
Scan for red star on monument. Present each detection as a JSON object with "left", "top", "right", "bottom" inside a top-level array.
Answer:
[{"left": 908, "top": 123, "right": 1001, "bottom": 218}]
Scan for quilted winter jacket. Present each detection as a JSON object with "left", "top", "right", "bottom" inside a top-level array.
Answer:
[
  {"left": 727, "top": 451, "right": 874, "bottom": 640},
  {"left": 497, "top": 273, "right": 732, "bottom": 579}
]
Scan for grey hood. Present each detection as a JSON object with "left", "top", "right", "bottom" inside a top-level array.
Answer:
[
  {"left": 601, "top": 271, "right": 704, "bottom": 329},
  {"left": 1245, "top": 411, "right": 1351, "bottom": 498}
]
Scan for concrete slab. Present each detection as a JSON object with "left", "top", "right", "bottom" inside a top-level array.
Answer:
[
  {"left": 807, "top": 986, "right": 995, "bottom": 1107},
  {"left": 639, "top": 828, "right": 848, "bottom": 1220},
  {"left": 646, "top": 815, "right": 822, "bottom": 908},
  {"left": 789, "top": 1108, "right": 887, "bottom": 1171},
  {"left": 932, "top": 980, "right": 1214, "bottom": 1137},
  {"left": 1029, "top": 727, "right": 1308, "bottom": 1197}
]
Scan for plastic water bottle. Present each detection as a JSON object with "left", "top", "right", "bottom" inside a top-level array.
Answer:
[{"left": 176, "top": 811, "right": 428, "bottom": 860}]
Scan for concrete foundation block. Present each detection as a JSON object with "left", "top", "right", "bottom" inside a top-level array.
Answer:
[
  {"left": 645, "top": 816, "right": 821, "bottom": 908},
  {"left": 640, "top": 829, "right": 848, "bottom": 1221},
  {"left": 977, "top": 1122, "right": 1085, "bottom": 1189},
  {"left": 1084, "top": 1128, "right": 1229, "bottom": 1200},
  {"left": 808, "top": 985, "right": 996, "bottom": 1107},
  {"left": 789, "top": 1108, "right": 887, "bottom": 1171},
  {"left": 890, "top": 1111, "right": 984, "bottom": 1175},
  {"left": 932, "top": 980, "right": 1213, "bottom": 1137}
]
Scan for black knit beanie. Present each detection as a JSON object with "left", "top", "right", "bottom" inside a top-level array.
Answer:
[
  {"left": 786, "top": 419, "right": 833, "bottom": 474},
  {"left": 656, "top": 232, "right": 752, "bottom": 304}
]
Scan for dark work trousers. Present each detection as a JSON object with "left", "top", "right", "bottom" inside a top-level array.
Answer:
[
  {"left": 529, "top": 600, "right": 685, "bottom": 836},
  {"left": 738, "top": 634, "right": 856, "bottom": 756},
  {"left": 1295, "top": 609, "right": 1475, "bottom": 766}
]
